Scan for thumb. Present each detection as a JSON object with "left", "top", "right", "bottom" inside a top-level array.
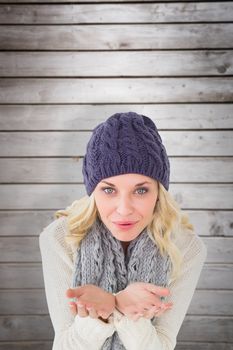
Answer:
[
  {"left": 66, "top": 287, "right": 83, "bottom": 298},
  {"left": 144, "top": 283, "right": 170, "bottom": 296}
]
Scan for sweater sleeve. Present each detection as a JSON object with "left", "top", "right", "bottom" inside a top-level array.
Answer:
[
  {"left": 39, "top": 217, "right": 115, "bottom": 350},
  {"left": 113, "top": 232, "right": 207, "bottom": 350}
]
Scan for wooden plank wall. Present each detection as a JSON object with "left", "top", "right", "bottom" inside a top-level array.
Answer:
[{"left": 0, "top": 1, "right": 233, "bottom": 349}]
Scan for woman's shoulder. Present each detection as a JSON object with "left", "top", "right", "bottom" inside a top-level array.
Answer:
[
  {"left": 39, "top": 215, "right": 74, "bottom": 257},
  {"left": 173, "top": 227, "right": 207, "bottom": 265}
]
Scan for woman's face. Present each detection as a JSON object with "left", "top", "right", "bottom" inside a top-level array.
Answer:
[{"left": 93, "top": 173, "right": 158, "bottom": 243}]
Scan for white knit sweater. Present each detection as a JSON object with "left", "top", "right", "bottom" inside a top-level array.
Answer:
[{"left": 39, "top": 216, "right": 207, "bottom": 350}]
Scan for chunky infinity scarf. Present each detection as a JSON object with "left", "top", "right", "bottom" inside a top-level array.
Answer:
[{"left": 72, "top": 217, "right": 171, "bottom": 350}]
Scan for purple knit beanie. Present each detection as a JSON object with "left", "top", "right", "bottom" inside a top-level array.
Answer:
[{"left": 82, "top": 111, "right": 170, "bottom": 196}]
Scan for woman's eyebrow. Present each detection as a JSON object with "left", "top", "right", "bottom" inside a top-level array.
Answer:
[{"left": 100, "top": 181, "right": 152, "bottom": 187}]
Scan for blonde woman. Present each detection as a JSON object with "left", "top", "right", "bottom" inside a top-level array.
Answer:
[{"left": 39, "top": 112, "right": 207, "bottom": 350}]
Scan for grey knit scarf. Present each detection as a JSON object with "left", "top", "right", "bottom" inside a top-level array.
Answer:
[{"left": 72, "top": 217, "right": 171, "bottom": 350}]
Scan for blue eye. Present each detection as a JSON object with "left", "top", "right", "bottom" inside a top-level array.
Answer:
[
  {"left": 136, "top": 187, "right": 148, "bottom": 195},
  {"left": 102, "top": 187, "right": 114, "bottom": 194}
]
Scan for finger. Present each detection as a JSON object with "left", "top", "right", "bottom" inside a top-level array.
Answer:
[
  {"left": 69, "top": 302, "right": 78, "bottom": 316},
  {"left": 144, "top": 283, "right": 170, "bottom": 296},
  {"left": 86, "top": 307, "right": 99, "bottom": 319},
  {"left": 77, "top": 303, "right": 89, "bottom": 318},
  {"left": 66, "top": 287, "right": 84, "bottom": 299},
  {"left": 144, "top": 306, "right": 160, "bottom": 319},
  {"left": 155, "top": 305, "right": 172, "bottom": 318}
]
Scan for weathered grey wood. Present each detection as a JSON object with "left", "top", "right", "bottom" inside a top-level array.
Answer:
[
  {"left": 0, "top": 210, "right": 232, "bottom": 237},
  {"left": 188, "top": 290, "right": 233, "bottom": 316},
  {"left": 0, "top": 315, "right": 54, "bottom": 341},
  {"left": 1, "top": 131, "right": 232, "bottom": 156},
  {"left": 0, "top": 157, "right": 232, "bottom": 183},
  {"left": 0, "top": 342, "right": 231, "bottom": 350},
  {"left": 1, "top": 78, "right": 232, "bottom": 103},
  {"left": 0, "top": 24, "right": 233, "bottom": 50},
  {"left": 178, "top": 316, "right": 233, "bottom": 342},
  {"left": 0, "top": 264, "right": 43, "bottom": 289},
  {"left": 0, "top": 104, "right": 233, "bottom": 130},
  {"left": 0, "top": 0, "right": 212, "bottom": 2},
  {"left": 0, "top": 343, "right": 52, "bottom": 350},
  {"left": 0, "top": 290, "right": 48, "bottom": 315},
  {"left": 0, "top": 314, "right": 232, "bottom": 341},
  {"left": 176, "top": 344, "right": 233, "bottom": 350},
  {"left": 0, "top": 237, "right": 41, "bottom": 262},
  {"left": 0, "top": 211, "right": 57, "bottom": 236},
  {"left": 1, "top": 51, "right": 232, "bottom": 77},
  {"left": 188, "top": 210, "right": 233, "bottom": 237},
  {"left": 1, "top": 289, "right": 232, "bottom": 316},
  {"left": 1, "top": 263, "right": 232, "bottom": 290},
  {"left": 198, "top": 264, "right": 233, "bottom": 290},
  {"left": 1, "top": 3, "right": 233, "bottom": 24},
  {"left": 0, "top": 184, "right": 232, "bottom": 210},
  {"left": 0, "top": 236, "right": 231, "bottom": 263}
]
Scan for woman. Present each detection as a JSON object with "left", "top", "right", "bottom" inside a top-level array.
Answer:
[{"left": 39, "top": 111, "right": 207, "bottom": 350}]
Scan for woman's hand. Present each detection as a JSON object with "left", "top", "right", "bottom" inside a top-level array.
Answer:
[
  {"left": 115, "top": 282, "right": 173, "bottom": 321},
  {"left": 66, "top": 284, "right": 115, "bottom": 321}
]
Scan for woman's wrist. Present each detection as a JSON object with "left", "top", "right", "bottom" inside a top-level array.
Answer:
[
  {"left": 114, "top": 291, "right": 124, "bottom": 313},
  {"left": 98, "top": 293, "right": 116, "bottom": 323}
]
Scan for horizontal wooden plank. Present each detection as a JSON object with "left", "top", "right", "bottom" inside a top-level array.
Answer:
[
  {"left": 1, "top": 263, "right": 232, "bottom": 290},
  {"left": 1, "top": 289, "right": 232, "bottom": 316},
  {"left": 0, "top": 315, "right": 54, "bottom": 341},
  {"left": 0, "top": 264, "right": 43, "bottom": 289},
  {"left": 188, "top": 290, "right": 233, "bottom": 316},
  {"left": 0, "top": 236, "right": 231, "bottom": 263},
  {"left": 1, "top": 3, "right": 233, "bottom": 24},
  {"left": 0, "top": 290, "right": 48, "bottom": 315},
  {"left": 0, "top": 131, "right": 232, "bottom": 156},
  {"left": 1, "top": 51, "right": 233, "bottom": 77},
  {"left": 0, "top": 184, "right": 232, "bottom": 210},
  {"left": 0, "top": 24, "right": 233, "bottom": 50},
  {"left": 0, "top": 315, "right": 232, "bottom": 342},
  {"left": 0, "top": 157, "right": 232, "bottom": 183},
  {"left": 0, "top": 342, "right": 231, "bottom": 350},
  {"left": 0, "top": 0, "right": 208, "bottom": 2},
  {"left": 177, "top": 316, "right": 233, "bottom": 342},
  {"left": 0, "top": 343, "right": 52, "bottom": 350},
  {"left": 0, "top": 210, "right": 232, "bottom": 237},
  {"left": 1, "top": 104, "right": 232, "bottom": 130},
  {"left": 1, "top": 78, "right": 232, "bottom": 103},
  {"left": 176, "top": 344, "right": 233, "bottom": 350}
]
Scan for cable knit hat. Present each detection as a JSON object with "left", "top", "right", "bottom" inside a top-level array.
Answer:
[{"left": 82, "top": 111, "right": 170, "bottom": 196}]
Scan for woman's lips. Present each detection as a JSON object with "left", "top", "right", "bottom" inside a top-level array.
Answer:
[{"left": 113, "top": 221, "right": 138, "bottom": 230}]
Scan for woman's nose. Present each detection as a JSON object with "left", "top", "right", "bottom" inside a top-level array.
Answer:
[{"left": 116, "top": 197, "right": 134, "bottom": 215}]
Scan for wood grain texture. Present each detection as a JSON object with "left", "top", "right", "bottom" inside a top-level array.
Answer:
[
  {"left": 0, "top": 24, "right": 233, "bottom": 50},
  {"left": 1, "top": 78, "right": 232, "bottom": 103},
  {"left": 1, "top": 3, "right": 233, "bottom": 24},
  {"left": 1, "top": 51, "right": 232, "bottom": 77}
]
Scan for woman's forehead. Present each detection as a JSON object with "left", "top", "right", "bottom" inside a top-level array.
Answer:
[{"left": 99, "top": 173, "right": 157, "bottom": 186}]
